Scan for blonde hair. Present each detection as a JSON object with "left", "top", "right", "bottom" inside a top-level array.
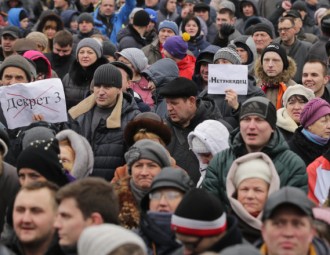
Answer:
[{"left": 133, "top": 131, "right": 166, "bottom": 147}]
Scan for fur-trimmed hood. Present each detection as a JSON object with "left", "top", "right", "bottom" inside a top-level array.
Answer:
[{"left": 255, "top": 56, "right": 297, "bottom": 85}]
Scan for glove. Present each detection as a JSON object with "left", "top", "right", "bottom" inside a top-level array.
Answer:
[{"left": 220, "top": 23, "right": 235, "bottom": 38}]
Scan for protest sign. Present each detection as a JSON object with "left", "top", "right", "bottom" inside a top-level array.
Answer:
[
  {"left": 208, "top": 64, "right": 248, "bottom": 95},
  {"left": 0, "top": 78, "right": 67, "bottom": 129}
]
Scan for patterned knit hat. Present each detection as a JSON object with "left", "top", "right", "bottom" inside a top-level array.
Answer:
[
  {"left": 261, "top": 43, "right": 289, "bottom": 70},
  {"left": 171, "top": 188, "right": 227, "bottom": 236},
  {"left": 163, "top": 35, "right": 188, "bottom": 60},
  {"left": 300, "top": 98, "right": 330, "bottom": 128},
  {"left": 76, "top": 38, "right": 103, "bottom": 59},
  {"left": 115, "top": 48, "right": 148, "bottom": 72},
  {"left": 213, "top": 44, "right": 241, "bottom": 64},
  {"left": 93, "top": 64, "right": 122, "bottom": 88}
]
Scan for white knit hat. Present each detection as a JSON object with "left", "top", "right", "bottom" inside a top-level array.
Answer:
[
  {"left": 78, "top": 224, "right": 147, "bottom": 255},
  {"left": 191, "top": 136, "right": 210, "bottom": 154},
  {"left": 282, "top": 84, "right": 315, "bottom": 107}
]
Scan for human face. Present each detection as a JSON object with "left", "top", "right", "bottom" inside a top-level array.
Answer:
[
  {"left": 242, "top": 3, "right": 254, "bottom": 17},
  {"left": 240, "top": 115, "right": 274, "bottom": 152},
  {"left": 149, "top": 188, "right": 184, "bottom": 213},
  {"left": 18, "top": 168, "right": 47, "bottom": 187},
  {"left": 237, "top": 178, "right": 269, "bottom": 216},
  {"left": 100, "top": 0, "right": 115, "bottom": 16},
  {"left": 307, "top": 114, "right": 330, "bottom": 139},
  {"left": 53, "top": 43, "right": 72, "bottom": 57},
  {"left": 195, "top": 9, "right": 209, "bottom": 22},
  {"left": 78, "top": 21, "right": 93, "bottom": 33},
  {"left": 216, "top": 13, "right": 235, "bottom": 30},
  {"left": 2, "top": 67, "right": 28, "bottom": 85},
  {"left": 200, "top": 62, "right": 208, "bottom": 82},
  {"left": 286, "top": 96, "right": 306, "bottom": 124},
  {"left": 158, "top": 28, "right": 175, "bottom": 44},
  {"left": 78, "top": 47, "right": 98, "bottom": 68},
  {"left": 93, "top": 85, "right": 120, "bottom": 108},
  {"left": 145, "top": 0, "right": 158, "bottom": 8},
  {"left": 236, "top": 47, "right": 248, "bottom": 64},
  {"left": 131, "top": 159, "right": 162, "bottom": 190},
  {"left": 252, "top": 32, "right": 272, "bottom": 53},
  {"left": 166, "top": 97, "right": 196, "bottom": 128},
  {"left": 43, "top": 21, "right": 57, "bottom": 40},
  {"left": 261, "top": 206, "right": 315, "bottom": 255},
  {"left": 166, "top": 0, "right": 177, "bottom": 13},
  {"left": 13, "top": 188, "right": 57, "bottom": 247},
  {"left": 54, "top": 198, "right": 92, "bottom": 247},
  {"left": 54, "top": 0, "right": 68, "bottom": 8},
  {"left": 70, "top": 20, "right": 78, "bottom": 31},
  {"left": 302, "top": 62, "right": 328, "bottom": 98},
  {"left": 59, "top": 145, "right": 75, "bottom": 172},
  {"left": 184, "top": 20, "right": 199, "bottom": 37},
  {"left": 214, "top": 58, "right": 233, "bottom": 64},
  {"left": 262, "top": 52, "right": 284, "bottom": 77},
  {"left": 1, "top": 34, "right": 16, "bottom": 52},
  {"left": 20, "top": 18, "right": 29, "bottom": 29},
  {"left": 278, "top": 20, "right": 295, "bottom": 45}
]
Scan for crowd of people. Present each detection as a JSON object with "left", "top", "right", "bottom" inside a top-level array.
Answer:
[{"left": 0, "top": 0, "right": 329, "bottom": 254}]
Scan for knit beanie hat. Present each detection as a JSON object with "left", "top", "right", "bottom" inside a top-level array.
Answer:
[
  {"left": 159, "top": 77, "right": 198, "bottom": 98},
  {"left": 171, "top": 188, "right": 227, "bottom": 236},
  {"left": 213, "top": 44, "right": 241, "bottom": 64},
  {"left": 158, "top": 20, "right": 179, "bottom": 35},
  {"left": 145, "top": 8, "right": 157, "bottom": 23},
  {"left": 26, "top": 32, "right": 48, "bottom": 51},
  {"left": 300, "top": 98, "right": 330, "bottom": 128},
  {"left": 163, "top": 35, "right": 188, "bottom": 60},
  {"left": 291, "top": 1, "right": 307, "bottom": 12},
  {"left": 282, "top": 84, "right": 315, "bottom": 107},
  {"left": 261, "top": 43, "right": 289, "bottom": 70},
  {"left": 102, "top": 41, "right": 117, "bottom": 58},
  {"left": 78, "top": 224, "right": 147, "bottom": 255},
  {"left": 125, "top": 139, "right": 171, "bottom": 174},
  {"left": 191, "top": 136, "right": 210, "bottom": 154},
  {"left": 93, "top": 64, "right": 122, "bottom": 88},
  {"left": 252, "top": 23, "right": 273, "bottom": 39},
  {"left": 76, "top": 38, "right": 102, "bottom": 59},
  {"left": 21, "top": 126, "right": 57, "bottom": 150},
  {"left": 19, "top": 9, "right": 28, "bottom": 21},
  {"left": 133, "top": 10, "right": 151, "bottom": 27},
  {"left": 0, "top": 55, "right": 33, "bottom": 82},
  {"left": 78, "top": 12, "right": 94, "bottom": 25},
  {"left": 115, "top": 48, "right": 148, "bottom": 72},
  {"left": 16, "top": 139, "right": 69, "bottom": 187},
  {"left": 240, "top": 96, "right": 277, "bottom": 129},
  {"left": 110, "top": 61, "right": 133, "bottom": 80},
  {"left": 321, "top": 14, "right": 330, "bottom": 33}
]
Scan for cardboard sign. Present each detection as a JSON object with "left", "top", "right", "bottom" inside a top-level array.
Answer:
[
  {"left": 208, "top": 64, "right": 248, "bottom": 95},
  {"left": 0, "top": 78, "right": 67, "bottom": 129}
]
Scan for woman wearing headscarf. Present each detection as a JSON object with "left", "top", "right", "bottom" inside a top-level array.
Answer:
[{"left": 226, "top": 152, "right": 280, "bottom": 243}]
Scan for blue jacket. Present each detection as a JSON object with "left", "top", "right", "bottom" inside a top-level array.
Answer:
[{"left": 93, "top": 0, "right": 136, "bottom": 44}]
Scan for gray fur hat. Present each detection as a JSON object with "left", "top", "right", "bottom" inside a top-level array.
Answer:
[
  {"left": 56, "top": 129, "right": 94, "bottom": 179},
  {"left": 76, "top": 38, "right": 103, "bottom": 59},
  {"left": 115, "top": 48, "right": 148, "bottom": 72}
]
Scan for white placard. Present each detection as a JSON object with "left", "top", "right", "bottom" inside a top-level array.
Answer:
[
  {"left": 0, "top": 78, "right": 67, "bottom": 129},
  {"left": 208, "top": 64, "right": 248, "bottom": 95}
]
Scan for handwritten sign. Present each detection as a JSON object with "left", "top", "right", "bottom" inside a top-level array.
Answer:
[
  {"left": 208, "top": 64, "right": 248, "bottom": 95},
  {"left": 0, "top": 78, "right": 67, "bottom": 129}
]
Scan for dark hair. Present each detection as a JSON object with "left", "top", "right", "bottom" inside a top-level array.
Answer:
[
  {"left": 56, "top": 177, "right": 119, "bottom": 224},
  {"left": 36, "top": 13, "right": 64, "bottom": 33},
  {"left": 278, "top": 16, "right": 295, "bottom": 26},
  {"left": 219, "top": 8, "right": 235, "bottom": 18},
  {"left": 181, "top": 15, "right": 201, "bottom": 40},
  {"left": 304, "top": 59, "right": 328, "bottom": 77},
  {"left": 53, "top": 30, "right": 73, "bottom": 47}
]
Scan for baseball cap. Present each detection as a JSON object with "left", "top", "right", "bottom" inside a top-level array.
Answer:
[
  {"left": 1, "top": 26, "right": 20, "bottom": 38},
  {"left": 262, "top": 187, "right": 315, "bottom": 221}
]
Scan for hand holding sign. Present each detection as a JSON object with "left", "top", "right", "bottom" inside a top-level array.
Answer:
[{"left": 0, "top": 78, "right": 67, "bottom": 129}]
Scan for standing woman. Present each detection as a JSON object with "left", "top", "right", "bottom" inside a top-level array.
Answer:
[
  {"left": 181, "top": 15, "right": 210, "bottom": 57},
  {"left": 62, "top": 38, "right": 109, "bottom": 109}
]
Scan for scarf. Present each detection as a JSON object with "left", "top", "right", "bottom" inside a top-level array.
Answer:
[
  {"left": 261, "top": 82, "right": 287, "bottom": 110},
  {"left": 147, "top": 211, "right": 173, "bottom": 236},
  {"left": 302, "top": 128, "right": 329, "bottom": 146},
  {"left": 130, "top": 178, "right": 149, "bottom": 204}
]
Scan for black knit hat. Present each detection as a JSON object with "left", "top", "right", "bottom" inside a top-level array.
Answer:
[
  {"left": 171, "top": 188, "right": 227, "bottom": 236},
  {"left": 133, "top": 10, "right": 151, "bottom": 27},
  {"left": 159, "top": 77, "right": 198, "bottom": 98},
  {"left": 252, "top": 23, "right": 273, "bottom": 39},
  {"left": 240, "top": 96, "right": 277, "bottom": 129},
  {"left": 261, "top": 43, "right": 289, "bottom": 71},
  {"left": 16, "top": 138, "right": 69, "bottom": 187},
  {"left": 110, "top": 61, "right": 133, "bottom": 80},
  {"left": 78, "top": 12, "right": 94, "bottom": 25},
  {"left": 291, "top": 1, "right": 307, "bottom": 12},
  {"left": 19, "top": 9, "right": 28, "bottom": 21},
  {"left": 93, "top": 64, "right": 122, "bottom": 88},
  {"left": 102, "top": 41, "right": 117, "bottom": 58},
  {"left": 193, "top": 2, "right": 210, "bottom": 12}
]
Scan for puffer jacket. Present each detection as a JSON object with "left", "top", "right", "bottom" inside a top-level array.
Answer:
[
  {"left": 69, "top": 92, "right": 140, "bottom": 181},
  {"left": 202, "top": 127, "right": 307, "bottom": 211},
  {"left": 117, "top": 24, "right": 147, "bottom": 51}
]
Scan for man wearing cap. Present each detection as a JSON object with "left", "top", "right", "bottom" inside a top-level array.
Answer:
[
  {"left": 203, "top": 96, "right": 307, "bottom": 210},
  {"left": 0, "top": 26, "right": 21, "bottom": 61},
  {"left": 93, "top": 0, "right": 135, "bottom": 44},
  {"left": 194, "top": 3, "right": 217, "bottom": 43},
  {"left": 159, "top": 77, "right": 232, "bottom": 184},
  {"left": 171, "top": 188, "right": 243, "bottom": 254},
  {"left": 259, "top": 186, "right": 330, "bottom": 255},
  {"left": 142, "top": 20, "right": 178, "bottom": 64},
  {"left": 251, "top": 23, "right": 273, "bottom": 56},
  {"left": 69, "top": 64, "right": 140, "bottom": 181},
  {"left": 117, "top": 9, "right": 150, "bottom": 51},
  {"left": 274, "top": 16, "right": 311, "bottom": 84}
]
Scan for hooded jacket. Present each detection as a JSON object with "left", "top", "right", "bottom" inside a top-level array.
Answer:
[
  {"left": 157, "top": 0, "right": 179, "bottom": 26},
  {"left": 226, "top": 152, "right": 280, "bottom": 243},
  {"left": 202, "top": 127, "right": 307, "bottom": 211},
  {"left": 23, "top": 50, "right": 52, "bottom": 78}
]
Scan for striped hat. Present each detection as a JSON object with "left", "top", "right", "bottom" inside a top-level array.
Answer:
[{"left": 171, "top": 188, "right": 227, "bottom": 236}]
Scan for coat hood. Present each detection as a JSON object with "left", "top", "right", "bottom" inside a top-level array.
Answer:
[
  {"left": 194, "top": 45, "right": 220, "bottom": 75},
  {"left": 61, "top": 9, "right": 79, "bottom": 28},
  {"left": 23, "top": 50, "right": 52, "bottom": 78},
  {"left": 8, "top": 7, "right": 25, "bottom": 28},
  {"left": 232, "top": 36, "right": 257, "bottom": 76},
  {"left": 239, "top": 0, "right": 258, "bottom": 17}
]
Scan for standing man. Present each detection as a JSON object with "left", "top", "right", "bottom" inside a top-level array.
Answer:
[
  {"left": 0, "top": 26, "right": 21, "bottom": 61},
  {"left": 202, "top": 97, "right": 307, "bottom": 210},
  {"left": 93, "top": 0, "right": 136, "bottom": 44},
  {"left": 69, "top": 64, "right": 140, "bottom": 180},
  {"left": 252, "top": 23, "right": 273, "bottom": 56}
]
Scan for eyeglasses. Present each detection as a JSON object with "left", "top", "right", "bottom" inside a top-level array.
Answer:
[
  {"left": 278, "top": 26, "right": 294, "bottom": 32},
  {"left": 180, "top": 237, "right": 203, "bottom": 251},
  {"left": 149, "top": 191, "right": 182, "bottom": 201}
]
